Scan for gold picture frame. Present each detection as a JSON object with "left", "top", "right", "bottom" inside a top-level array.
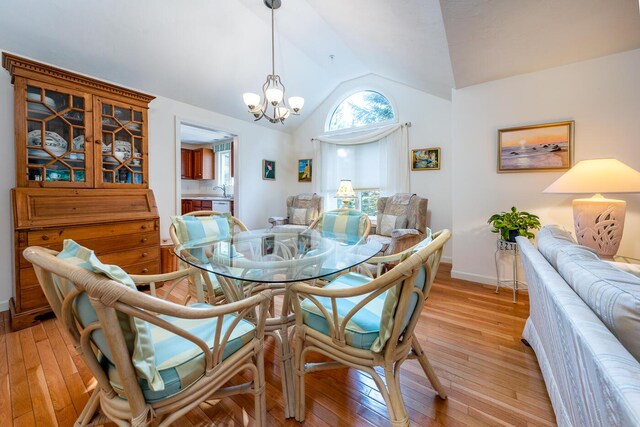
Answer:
[
  {"left": 411, "top": 147, "right": 440, "bottom": 171},
  {"left": 498, "top": 121, "right": 574, "bottom": 173}
]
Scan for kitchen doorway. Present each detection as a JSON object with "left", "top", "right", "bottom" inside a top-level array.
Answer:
[{"left": 175, "top": 119, "right": 239, "bottom": 217}]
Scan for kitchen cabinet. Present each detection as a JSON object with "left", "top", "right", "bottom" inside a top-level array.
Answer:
[
  {"left": 181, "top": 148, "right": 214, "bottom": 180},
  {"left": 182, "top": 198, "right": 233, "bottom": 215},
  {"left": 181, "top": 148, "right": 193, "bottom": 179}
]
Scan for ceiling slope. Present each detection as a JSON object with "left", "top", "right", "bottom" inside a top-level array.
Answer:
[
  {"left": 441, "top": 0, "right": 640, "bottom": 88},
  {"left": 307, "top": 0, "right": 455, "bottom": 100}
]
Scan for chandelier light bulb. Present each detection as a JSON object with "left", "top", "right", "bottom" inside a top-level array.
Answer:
[
  {"left": 243, "top": 92, "right": 261, "bottom": 109},
  {"left": 276, "top": 107, "right": 290, "bottom": 120},
  {"left": 288, "top": 96, "right": 304, "bottom": 113},
  {"left": 265, "top": 87, "right": 284, "bottom": 105}
]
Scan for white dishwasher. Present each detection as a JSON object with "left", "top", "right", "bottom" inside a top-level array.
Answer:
[{"left": 212, "top": 200, "right": 231, "bottom": 213}]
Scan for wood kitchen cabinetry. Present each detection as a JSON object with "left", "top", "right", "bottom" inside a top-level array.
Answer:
[
  {"left": 182, "top": 198, "right": 234, "bottom": 215},
  {"left": 4, "top": 53, "right": 160, "bottom": 330},
  {"left": 181, "top": 148, "right": 193, "bottom": 179},
  {"left": 181, "top": 147, "right": 214, "bottom": 180}
]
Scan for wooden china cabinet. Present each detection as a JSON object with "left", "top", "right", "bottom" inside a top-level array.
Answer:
[{"left": 3, "top": 53, "right": 161, "bottom": 330}]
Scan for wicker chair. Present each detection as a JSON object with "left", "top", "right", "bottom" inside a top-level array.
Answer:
[
  {"left": 24, "top": 245, "right": 271, "bottom": 427},
  {"left": 169, "top": 210, "right": 249, "bottom": 304},
  {"left": 290, "top": 229, "right": 451, "bottom": 427}
]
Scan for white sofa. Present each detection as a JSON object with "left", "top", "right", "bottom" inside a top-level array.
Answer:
[{"left": 517, "top": 226, "right": 640, "bottom": 427}]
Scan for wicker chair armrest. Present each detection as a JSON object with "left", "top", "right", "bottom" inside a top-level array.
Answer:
[
  {"left": 390, "top": 229, "right": 420, "bottom": 239},
  {"left": 129, "top": 268, "right": 194, "bottom": 284}
]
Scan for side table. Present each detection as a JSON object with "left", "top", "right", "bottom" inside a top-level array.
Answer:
[{"left": 494, "top": 239, "right": 526, "bottom": 303}]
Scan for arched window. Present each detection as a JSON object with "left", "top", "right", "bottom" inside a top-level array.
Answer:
[{"left": 327, "top": 90, "right": 395, "bottom": 132}]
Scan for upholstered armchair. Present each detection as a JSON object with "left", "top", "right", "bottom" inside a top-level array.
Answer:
[
  {"left": 370, "top": 193, "right": 428, "bottom": 256},
  {"left": 268, "top": 193, "right": 323, "bottom": 232}
]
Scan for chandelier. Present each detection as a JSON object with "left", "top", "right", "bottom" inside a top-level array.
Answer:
[{"left": 242, "top": 0, "right": 304, "bottom": 124}]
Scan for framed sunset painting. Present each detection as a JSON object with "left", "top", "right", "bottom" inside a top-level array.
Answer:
[{"left": 498, "top": 121, "right": 574, "bottom": 172}]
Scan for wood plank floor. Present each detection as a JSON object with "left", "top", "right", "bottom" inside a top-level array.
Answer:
[{"left": 0, "top": 265, "right": 556, "bottom": 426}]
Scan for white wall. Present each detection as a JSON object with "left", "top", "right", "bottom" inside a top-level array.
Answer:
[
  {"left": 451, "top": 49, "right": 640, "bottom": 284},
  {"left": 292, "top": 74, "right": 453, "bottom": 261},
  {"left": 0, "top": 68, "right": 17, "bottom": 311},
  {"left": 0, "top": 57, "right": 295, "bottom": 310},
  {"left": 148, "top": 96, "right": 294, "bottom": 234}
]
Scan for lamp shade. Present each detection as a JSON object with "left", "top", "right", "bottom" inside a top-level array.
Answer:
[
  {"left": 543, "top": 158, "right": 640, "bottom": 194},
  {"left": 335, "top": 179, "right": 356, "bottom": 198}
]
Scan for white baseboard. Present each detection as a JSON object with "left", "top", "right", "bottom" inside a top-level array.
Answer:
[
  {"left": 441, "top": 255, "right": 452, "bottom": 264},
  {"left": 451, "top": 270, "right": 496, "bottom": 285},
  {"left": 451, "top": 270, "right": 528, "bottom": 290},
  {"left": 0, "top": 299, "right": 8, "bottom": 312}
]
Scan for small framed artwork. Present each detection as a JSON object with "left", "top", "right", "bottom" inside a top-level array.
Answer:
[
  {"left": 263, "top": 159, "right": 276, "bottom": 180},
  {"left": 261, "top": 235, "right": 275, "bottom": 256},
  {"left": 298, "top": 159, "right": 312, "bottom": 182},
  {"left": 498, "top": 121, "right": 574, "bottom": 173},
  {"left": 411, "top": 148, "right": 440, "bottom": 171}
]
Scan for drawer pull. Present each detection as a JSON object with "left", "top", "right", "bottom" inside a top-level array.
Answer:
[
  {"left": 142, "top": 268, "right": 149, "bottom": 273},
  {"left": 141, "top": 238, "right": 148, "bottom": 243},
  {"left": 41, "top": 236, "right": 49, "bottom": 241},
  {"left": 142, "top": 252, "right": 148, "bottom": 257},
  {"left": 141, "top": 225, "right": 147, "bottom": 229}
]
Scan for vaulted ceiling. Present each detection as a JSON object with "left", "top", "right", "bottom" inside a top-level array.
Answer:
[{"left": 0, "top": 0, "right": 638, "bottom": 132}]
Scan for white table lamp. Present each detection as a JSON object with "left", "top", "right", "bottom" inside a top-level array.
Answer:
[
  {"left": 335, "top": 179, "right": 356, "bottom": 208},
  {"left": 544, "top": 158, "right": 640, "bottom": 258}
]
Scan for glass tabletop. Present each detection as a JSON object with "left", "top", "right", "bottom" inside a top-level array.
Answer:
[{"left": 174, "top": 229, "right": 383, "bottom": 283}]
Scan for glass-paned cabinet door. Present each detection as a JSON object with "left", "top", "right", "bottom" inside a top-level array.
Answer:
[
  {"left": 22, "top": 81, "right": 93, "bottom": 187},
  {"left": 96, "top": 98, "right": 147, "bottom": 187}
]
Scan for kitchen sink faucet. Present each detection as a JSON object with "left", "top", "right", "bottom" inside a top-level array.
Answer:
[{"left": 213, "top": 184, "right": 227, "bottom": 198}]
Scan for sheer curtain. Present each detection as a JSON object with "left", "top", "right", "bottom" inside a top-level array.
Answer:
[{"left": 311, "top": 123, "right": 410, "bottom": 208}]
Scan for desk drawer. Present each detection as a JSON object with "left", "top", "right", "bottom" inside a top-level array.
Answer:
[
  {"left": 27, "top": 220, "right": 157, "bottom": 246},
  {"left": 19, "top": 231, "right": 159, "bottom": 268}
]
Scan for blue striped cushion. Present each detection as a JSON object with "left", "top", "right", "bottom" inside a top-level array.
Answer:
[
  {"left": 107, "top": 303, "right": 256, "bottom": 402},
  {"left": 171, "top": 215, "right": 233, "bottom": 263},
  {"left": 318, "top": 210, "right": 367, "bottom": 244},
  {"left": 301, "top": 273, "right": 385, "bottom": 349},
  {"left": 54, "top": 240, "right": 163, "bottom": 391}
]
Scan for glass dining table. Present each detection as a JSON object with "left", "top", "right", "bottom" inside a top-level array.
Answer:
[{"left": 174, "top": 228, "right": 382, "bottom": 418}]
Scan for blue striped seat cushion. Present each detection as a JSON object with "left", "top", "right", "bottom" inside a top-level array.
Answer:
[
  {"left": 318, "top": 210, "right": 367, "bottom": 244},
  {"left": 300, "top": 273, "right": 385, "bottom": 349},
  {"left": 171, "top": 215, "right": 233, "bottom": 263},
  {"left": 107, "top": 303, "right": 256, "bottom": 402},
  {"left": 301, "top": 265, "right": 428, "bottom": 351}
]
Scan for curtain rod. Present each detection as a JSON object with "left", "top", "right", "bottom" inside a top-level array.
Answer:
[{"left": 311, "top": 121, "right": 412, "bottom": 141}]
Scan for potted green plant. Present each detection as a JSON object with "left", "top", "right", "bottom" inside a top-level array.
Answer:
[{"left": 487, "top": 207, "right": 541, "bottom": 242}]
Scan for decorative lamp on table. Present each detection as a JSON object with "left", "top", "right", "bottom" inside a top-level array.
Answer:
[
  {"left": 335, "top": 179, "right": 356, "bottom": 208},
  {"left": 544, "top": 158, "right": 640, "bottom": 258}
]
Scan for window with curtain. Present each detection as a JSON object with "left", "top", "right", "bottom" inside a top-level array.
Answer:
[
  {"left": 327, "top": 91, "right": 395, "bottom": 132},
  {"left": 315, "top": 91, "right": 408, "bottom": 217}
]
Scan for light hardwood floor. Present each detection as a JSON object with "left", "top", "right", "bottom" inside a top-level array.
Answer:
[{"left": 0, "top": 265, "right": 556, "bottom": 426}]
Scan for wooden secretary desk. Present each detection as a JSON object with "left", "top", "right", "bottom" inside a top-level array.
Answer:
[{"left": 3, "top": 53, "right": 161, "bottom": 330}]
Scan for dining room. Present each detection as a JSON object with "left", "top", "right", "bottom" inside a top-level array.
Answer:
[{"left": 2, "top": 1, "right": 640, "bottom": 426}]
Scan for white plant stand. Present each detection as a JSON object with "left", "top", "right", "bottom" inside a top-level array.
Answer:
[{"left": 494, "top": 239, "right": 527, "bottom": 303}]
